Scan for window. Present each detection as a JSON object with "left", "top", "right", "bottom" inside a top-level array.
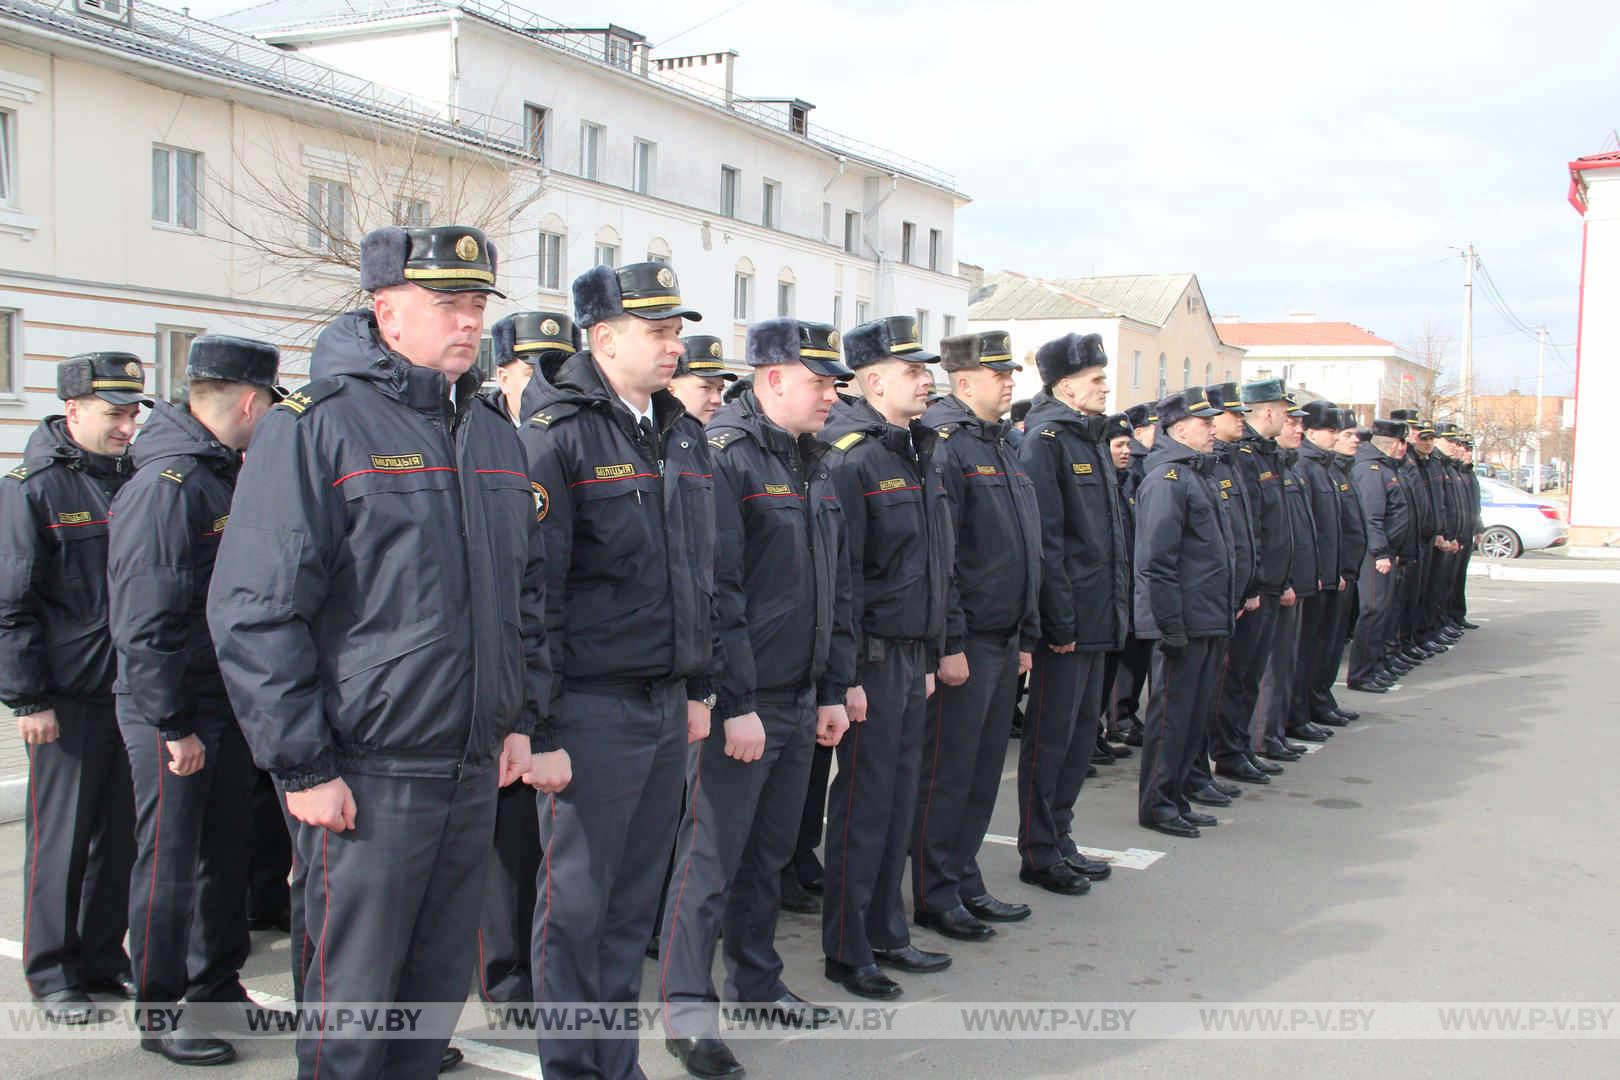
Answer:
[
  {"left": 0, "top": 110, "right": 13, "bottom": 206},
  {"left": 1204, "top": 361, "right": 1213, "bottom": 386},
  {"left": 1132, "top": 350, "right": 1142, "bottom": 388},
  {"left": 762, "top": 179, "right": 780, "bottom": 229},
  {"left": 632, "top": 139, "right": 655, "bottom": 195},
  {"left": 901, "top": 222, "right": 916, "bottom": 265},
  {"left": 538, "top": 231, "right": 563, "bottom": 292},
  {"left": 789, "top": 103, "right": 808, "bottom": 136},
  {"left": 606, "top": 32, "right": 632, "bottom": 68},
  {"left": 777, "top": 281, "right": 795, "bottom": 318},
  {"left": 833, "top": 294, "right": 843, "bottom": 329},
  {"left": 856, "top": 299, "right": 871, "bottom": 324},
  {"left": 1183, "top": 357, "right": 1191, "bottom": 388},
  {"left": 915, "top": 309, "right": 930, "bottom": 347},
  {"left": 594, "top": 242, "right": 617, "bottom": 268},
  {"left": 394, "top": 197, "right": 429, "bottom": 226},
  {"left": 929, "top": 228, "right": 943, "bottom": 272},
  {"left": 0, "top": 308, "right": 17, "bottom": 398},
  {"left": 1255, "top": 367, "right": 1273, "bottom": 380},
  {"left": 943, "top": 314, "right": 956, "bottom": 339},
  {"left": 844, "top": 211, "right": 860, "bottom": 255},
  {"left": 646, "top": 236, "right": 671, "bottom": 265},
  {"left": 1187, "top": 294, "right": 1200, "bottom": 315},
  {"left": 720, "top": 165, "right": 739, "bottom": 217},
  {"left": 152, "top": 145, "right": 201, "bottom": 231},
  {"left": 733, "top": 272, "right": 753, "bottom": 321},
  {"left": 157, "top": 326, "right": 202, "bottom": 402},
  {"left": 579, "top": 122, "right": 603, "bottom": 181},
  {"left": 1157, "top": 353, "right": 1168, "bottom": 397},
  {"left": 306, "top": 177, "right": 349, "bottom": 251},
  {"left": 523, "top": 103, "right": 549, "bottom": 162},
  {"left": 822, "top": 202, "right": 832, "bottom": 242}
]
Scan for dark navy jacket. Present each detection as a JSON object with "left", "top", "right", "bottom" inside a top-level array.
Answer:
[
  {"left": 705, "top": 390, "right": 855, "bottom": 716},
  {"left": 1133, "top": 436, "right": 1234, "bottom": 640},
  {"left": 1400, "top": 451, "right": 1439, "bottom": 547},
  {"left": 1233, "top": 426, "right": 1293, "bottom": 595},
  {"left": 1333, "top": 451, "right": 1369, "bottom": 575},
  {"left": 1297, "top": 439, "right": 1343, "bottom": 591},
  {"left": 1279, "top": 448, "right": 1320, "bottom": 596},
  {"left": 520, "top": 350, "right": 719, "bottom": 702},
  {"left": 207, "top": 310, "right": 551, "bottom": 790},
  {"left": 922, "top": 395, "right": 1041, "bottom": 654},
  {"left": 1019, "top": 393, "right": 1129, "bottom": 652},
  {"left": 0, "top": 418, "right": 130, "bottom": 711},
  {"left": 109, "top": 401, "right": 240, "bottom": 738},
  {"left": 819, "top": 397, "right": 953, "bottom": 657},
  {"left": 1352, "top": 442, "right": 1413, "bottom": 561},
  {"left": 1212, "top": 438, "right": 1260, "bottom": 604}
]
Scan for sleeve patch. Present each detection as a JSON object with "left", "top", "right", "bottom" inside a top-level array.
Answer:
[
  {"left": 1163, "top": 467, "right": 1179, "bottom": 481},
  {"left": 5, "top": 465, "right": 26, "bottom": 481},
  {"left": 277, "top": 379, "right": 343, "bottom": 417},
  {"left": 833, "top": 432, "right": 865, "bottom": 451}
]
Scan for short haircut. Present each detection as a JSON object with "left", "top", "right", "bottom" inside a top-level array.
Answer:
[{"left": 186, "top": 378, "right": 261, "bottom": 406}]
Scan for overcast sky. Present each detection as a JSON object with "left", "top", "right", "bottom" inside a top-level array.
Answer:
[{"left": 196, "top": 0, "right": 1617, "bottom": 394}]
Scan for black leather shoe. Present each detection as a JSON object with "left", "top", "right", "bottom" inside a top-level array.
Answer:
[
  {"left": 1286, "top": 725, "right": 1328, "bottom": 743},
  {"left": 646, "top": 936, "right": 661, "bottom": 959},
  {"left": 1217, "top": 760, "right": 1271, "bottom": 784},
  {"left": 1399, "top": 646, "right": 1430, "bottom": 663},
  {"left": 441, "top": 1045, "right": 464, "bottom": 1072},
  {"left": 962, "top": 893, "right": 1031, "bottom": 922},
  {"left": 141, "top": 1028, "right": 236, "bottom": 1066},
  {"left": 1185, "top": 784, "right": 1231, "bottom": 807},
  {"left": 666, "top": 1036, "right": 745, "bottom": 1078},
  {"left": 780, "top": 875, "right": 821, "bottom": 914},
  {"left": 1064, "top": 853, "right": 1112, "bottom": 880},
  {"left": 824, "top": 959, "right": 902, "bottom": 999},
  {"left": 1085, "top": 764, "right": 1098, "bottom": 778},
  {"left": 755, "top": 990, "right": 840, "bottom": 1029},
  {"left": 873, "top": 944, "right": 951, "bottom": 974},
  {"left": 1122, "top": 723, "right": 1144, "bottom": 747},
  {"left": 915, "top": 905, "right": 994, "bottom": 942},
  {"left": 1347, "top": 680, "right": 1389, "bottom": 694},
  {"left": 1106, "top": 739, "right": 1134, "bottom": 759},
  {"left": 1018, "top": 861, "right": 1091, "bottom": 895},
  {"left": 1421, "top": 637, "right": 1451, "bottom": 652},
  {"left": 1315, "top": 713, "right": 1349, "bottom": 727},
  {"left": 1142, "top": 816, "right": 1200, "bottom": 839},
  {"left": 1459, "top": 619, "right": 1480, "bottom": 630},
  {"left": 38, "top": 988, "right": 94, "bottom": 1024},
  {"left": 1334, "top": 707, "right": 1360, "bottom": 721},
  {"left": 84, "top": 972, "right": 137, "bottom": 998},
  {"left": 1247, "top": 753, "right": 1284, "bottom": 775},
  {"left": 1092, "top": 739, "right": 1116, "bottom": 766},
  {"left": 1281, "top": 737, "right": 1308, "bottom": 753},
  {"left": 1260, "top": 740, "right": 1301, "bottom": 761},
  {"left": 1182, "top": 810, "right": 1218, "bottom": 827},
  {"left": 1211, "top": 778, "right": 1243, "bottom": 798}
]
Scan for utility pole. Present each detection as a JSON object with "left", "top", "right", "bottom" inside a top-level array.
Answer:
[
  {"left": 1533, "top": 326, "right": 1547, "bottom": 493},
  {"left": 1460, "top": 243, "right": 1476, "bottom": 431}
]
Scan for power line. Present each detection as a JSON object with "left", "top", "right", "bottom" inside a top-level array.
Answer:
[{"left": 653, "top": 0, "right": 756, "bottom": 50}]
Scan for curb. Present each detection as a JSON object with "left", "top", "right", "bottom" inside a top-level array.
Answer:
[
  {"left": 1566, "top": 546, "right": 1620, "bottom": 560},
  {"left": 0, "top": 777, "right": 23, "bottom": 825},
  {"left": 1468, "top": 562, "right": 1620, "bottom": 584}
]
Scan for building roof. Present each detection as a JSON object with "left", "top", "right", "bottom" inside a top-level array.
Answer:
[
  {"left": 1216, "top": 321, "right": 1396, "bottom": 349},
  {"left": 1568, "top": 149, "right": 1620, "bottom": 214},
  {"left": 968, "top": 271, "right": 1194, "bottom": 325}
]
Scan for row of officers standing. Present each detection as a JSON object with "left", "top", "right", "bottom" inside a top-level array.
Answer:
[{"left": 0, "top": 223, "right": 1482, "bottom": 1080}]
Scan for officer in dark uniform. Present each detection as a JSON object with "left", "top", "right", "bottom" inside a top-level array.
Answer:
[
  {"left": 1291, "top": 401, "right": 1348, "bottom": 735},
  {"left": 1096, "top": 412, "right": 1140, "bottom": 760},
  {"left": 475, "top": 311, "right": 579, "bottom": 1009},
  {"left": 910, "top": 331, "right": 1041, "bottom": 942},
  {"left": 1106, "top": 401, "right": 1157, "bottom": 746},
  {"left": 488, "top": 310, "right": 576, "bottom": 426},
  {"left": 1412, "top": 420, "right": 1464, "bottom": 650},
  {"left": 1134, "top": 391, "right": 1233, "bottom": 838},
  {"left": 1314, "top": 408, "right": 1368, "bottom": 723},
  {"left": 1347, "top": 419, "right": 1415, "bottom": 691},
  {"left": 520, "top": 261, "right": 718, "bottom": 1080},
  {"left": 208, "top": 225, "right": 554, "bottom": 1079},
  {"left": 1388, "top": 410, "right": 1439, "bottom": 665},
  {"left": 1016, "top": 333, "right": 1126, "bottom": 895},
  {"left": 668, "top": 335, "right": 739, "bottom": 425},
  {"left": 657, "top": 318, "right": 856, "bottom": 1078},
  {"left": 818, "top": 315, "right": 954, "bottom": 999},
  {"left": 1, "top": 353, "right": 145, "bottom": 1023},
  {"left": 1436, "top": 423, "right": 1482, "bottom": 631},
  {"left": 108, "top": 336, "right": 284, "bottom": 1064}
]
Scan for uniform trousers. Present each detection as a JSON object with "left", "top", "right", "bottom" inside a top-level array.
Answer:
[
  {"left": 1016, "top": 648, "right": 1106, "bottom": 872},
  {"left": 822, "top": 640, "right": 927, "bottom": 966},
  {"left": 660, "top": 691, "right": 815, "bottom": 1038},
  {"left": 477, "top": 778, "right": 539, "bottom": 1003},
  {"left": 22, "top": 696, "right": 135, "bottom": 998},
  {"left": 1254, "top": 598, "right": 1303, "bottom": 747},
  {"left": 1349, "top": 558, "right": 1401, "bottom": 684},
  {"left": 1211, "top": 598, "right": 1278, "bottom": 768},
  {"left": 1138, "top": 638, "right": 1224, "bottom": 825},
  {"left": 911, "top": 630, "right": 1021, "bottom": 915}
]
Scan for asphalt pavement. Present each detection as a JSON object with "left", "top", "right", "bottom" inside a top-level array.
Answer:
[{"left": 1, "top": 571, "right": 1616, "bottom": 1078}]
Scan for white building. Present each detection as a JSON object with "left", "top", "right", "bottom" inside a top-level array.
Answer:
[
  {"left": 0, "top": 0, "right": 970, "bottom": 462},
  {"left": 1216, "top": 315, "right": 1433, "bottom": 425},
  {"left": 1566, "top": 148, "right": 1620, "bottom": 541}
]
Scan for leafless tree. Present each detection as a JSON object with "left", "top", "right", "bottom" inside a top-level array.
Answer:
[{"left": 1407, "top": 320, "right": 1459, "bottom": 421}]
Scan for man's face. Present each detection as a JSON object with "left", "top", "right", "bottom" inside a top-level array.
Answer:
[
  {"left": 1134, "top": 424, "right": 1156, "bottom": 449},
  {"left": 1333, "top": 427, "right": 1359, "bottom": 455},
  {"left": 1392, "top": 438, "right": 1408, "bottom": 459},
  {"left": 1412, "top": 434, "right": 1434, "bottom": 457},
  {"left": 1305, "top": 427, "right": 1337, "bottom": 451},
  {"left": 64, "top": 396, "right": 140, "bottom": 457},
  {"left": 1250, "top": 400, "right": 1285, "bottom": 437},
  {"left": 496, "top": 360, "right": 533, "bottom": 412},
  {"left": 762, "top": 363, "right": 840, "bottom": 436},
  {"left": 1212, "top": 410, "right": 1245, "bottom": 443},
  {"left": 1066, "top": 366, "right": 1109, "bottom": 414},
  {"left": 595, "top": 316, "right": 685, "bottom": 398},
  {"left": 868, "top": 359, "right": 932, "bottom": 420},
  {"left": 956, "top": 366, "right": 1015, "bottom": 420},
  {"left": 668, "top": 373, "right": 724, "bottom": 425},
  {"left": 1109, "top": 434, "right": 1132, "bottom": 470},
  {"left": 1277, "top": 415, "right": 1304, "bottom": 448},
  {"left": 1173, "top": 416, "right": 1214, "bottom": 453},
  {"left": 374, "top": 285, "right": 488, "bottom": 378}
]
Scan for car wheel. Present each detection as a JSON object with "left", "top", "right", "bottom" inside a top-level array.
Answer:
[{"left": 1478, "top": 525, "right": 1522, "bottom": 560}]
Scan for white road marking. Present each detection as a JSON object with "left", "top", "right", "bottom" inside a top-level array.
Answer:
[{"left": 980, "top": 833, "right": 1165, "bottom": 870}]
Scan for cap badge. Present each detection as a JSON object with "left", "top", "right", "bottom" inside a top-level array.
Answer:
[
  {"left": 540, "top": 318, "right": 560, "bottom": 337},
  {"left": 708, "top": 341, "right": 723, "bottom": 358},
  {"left": 455, "top": 235, "right": 479, "bottom": 262},
  {"left": 656, "top": 267, "right": 676, "bottom": 289},
  {"left": 827, "top": 330, "right": 842, "bottom": 351},
  {"left": 124, "top": 361, "right": 142, "bottom": 378}
]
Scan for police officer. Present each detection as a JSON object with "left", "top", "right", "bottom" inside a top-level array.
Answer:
[
  {"left": 669, "top": 335, "right": 739, "bottom": 424},
  {"left": 1106, "top": 401, "right": 1158, "bottom": 747},
  {"left": 658, "top": 318, "right": 856, "bottom": 1078},
  {"left": 208, "top": 225, "right": 556, "bottom": 1079},
  {"left": 1134, "top": 391, "right": 1233, "bottom": 838},
  {"left": 1388, "top": 410, "right": 1440, "bottom": 665},
  {"left": 1, "top": 353, "right": 145, "bottom": 1023},
  {"left": 1313, "top": 408, "right": 1368, "bottom": 723},
  {"left": 475, "top": 311, "right": 578, "bottom": 1009},
  {"left": 910, "top": 331, "right": 1041, "bottom": 942},
  {"left": 1347, "top": 419, "right": 1415, "bottom": 692},
  {"left": 1291, "top": 401, "right": 1348, "bottom": 735},
  {"left": 108, "top": 336, "right": 284, "bottom": 1064},
  {"left": 1097, "top": 411, "right": 1141, "bottom": 759},
  {"left": 488, "top": 310, "right": 577, "bottom": 426},
  {"left": 1436, "top": 423, "right": 1482, "bottom": 631},
  {"left": 1016, "top": 333, "right": 1126, "bottom": 895},
  {"left": 819, "top": 315, "right": 954, "bottom": 999},
  {"left": 520, "top": 261, "right": 716, "bottom": 1080}
]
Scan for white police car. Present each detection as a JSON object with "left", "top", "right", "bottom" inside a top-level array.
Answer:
[{"left": 1476, "top": 476, "right": 1568, "bottom": 558}]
